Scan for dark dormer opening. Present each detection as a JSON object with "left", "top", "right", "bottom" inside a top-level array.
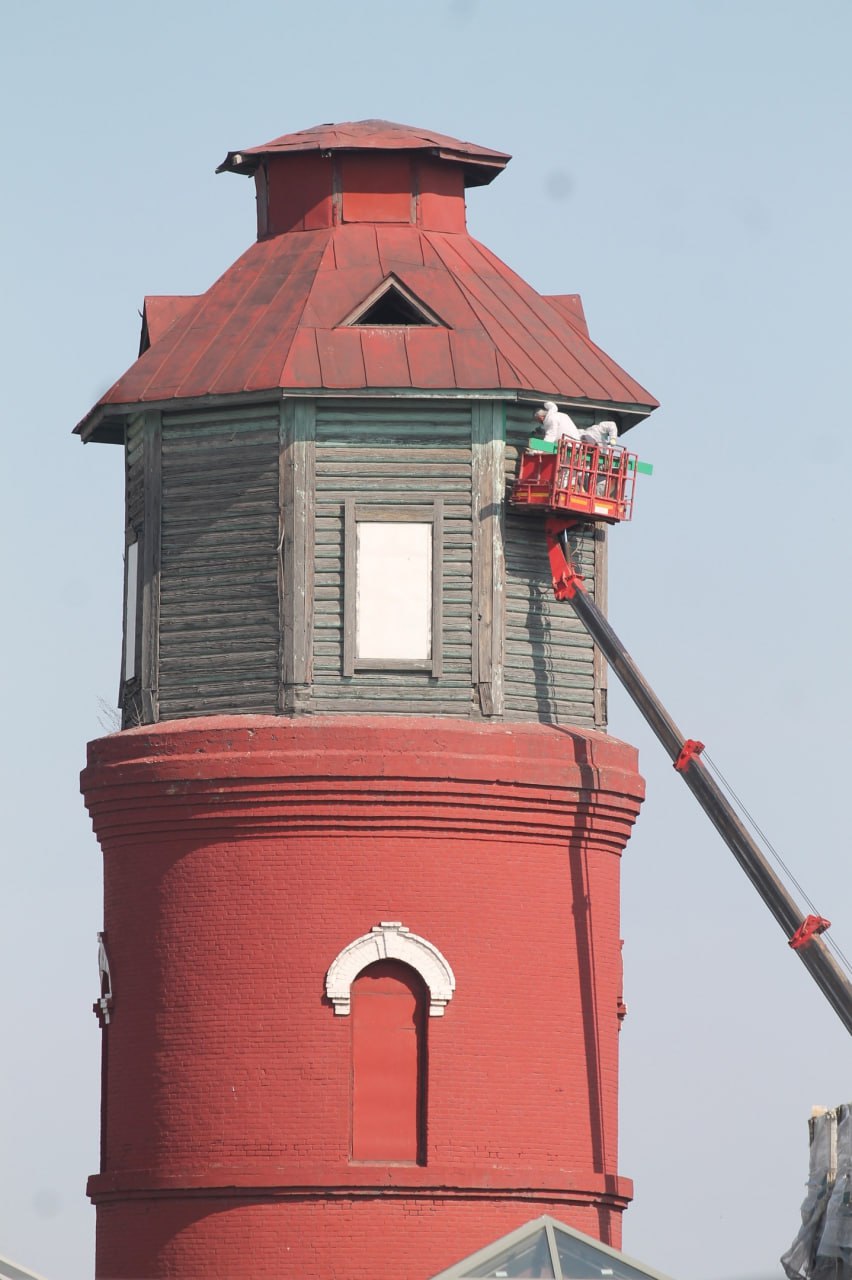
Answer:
[
  {"left": 357, "top": 290, "right": 428, "bottom": 326},
  {"left": 342, "top": 276, "right": 447, "bottom": 328}
]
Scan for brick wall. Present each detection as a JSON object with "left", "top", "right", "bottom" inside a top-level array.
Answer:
[
  {"left": 96, "top": 1198, "right": 624, "bottom": 1279},
  {"left": 82, "top": 715, "right": 644, "bottom": 1278}
]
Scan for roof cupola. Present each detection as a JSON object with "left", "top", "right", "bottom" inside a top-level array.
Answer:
[{"left": 216, "top": 118, "right": 511, "bottom": 237}]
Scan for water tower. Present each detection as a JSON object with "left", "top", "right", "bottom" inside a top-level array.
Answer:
[{"left": 78, "top": 119, "right": 657, "bottom": 1280}]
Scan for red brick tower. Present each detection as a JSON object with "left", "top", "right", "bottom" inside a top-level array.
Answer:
[{"left": 78, "top": 120, "right": 656, "bottom": 1280}]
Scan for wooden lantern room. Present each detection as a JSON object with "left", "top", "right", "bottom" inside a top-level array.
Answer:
[{"left": 75, "top": 119, "right": 658, "bottom": 731}]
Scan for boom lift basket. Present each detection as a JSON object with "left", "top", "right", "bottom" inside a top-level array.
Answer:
[{"left": 510, "top": 438, "right": 638, "bottom": 523}]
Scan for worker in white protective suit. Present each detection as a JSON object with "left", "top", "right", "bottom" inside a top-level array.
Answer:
[
  {"left": 533, "top": 401, "right": 582, "bottom": 443},
  {"left": 581, "top": 419, "right": 622, "bottom": 496},
  {"left": 580, "top": 419, "right": 619, "bottom": 448}
]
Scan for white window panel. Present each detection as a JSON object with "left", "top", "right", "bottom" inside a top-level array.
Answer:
[
  {"left": 356, "top": 522, "right": 432, "bottom": 662},
  {"left": 343, "top": 499, "right": 443, "bottom": 677},
  {"left": 124, "top": 540, "right": 139, "bottom": 681}
]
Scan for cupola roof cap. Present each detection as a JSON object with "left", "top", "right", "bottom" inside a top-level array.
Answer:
[{"left": 217, "top": 118, "right": 511, "bottom": 187}]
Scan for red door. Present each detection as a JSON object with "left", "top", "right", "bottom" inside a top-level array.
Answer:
[{"left": 351, "top": 961, "right": 425, "bottom": 1163}]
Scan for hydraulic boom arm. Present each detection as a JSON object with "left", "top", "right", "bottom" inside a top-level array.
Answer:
[{"left": 546, "top": 516, "right": 852, "bottom": 1035}]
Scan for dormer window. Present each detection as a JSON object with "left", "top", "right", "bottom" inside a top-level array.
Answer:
[{"left": 342, "top": 276, "right": 446, "bottom": 328}]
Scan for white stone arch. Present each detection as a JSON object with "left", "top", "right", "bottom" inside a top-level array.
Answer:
[{"left": 325, "top": 922, "right": 455, "bottom": 1017}]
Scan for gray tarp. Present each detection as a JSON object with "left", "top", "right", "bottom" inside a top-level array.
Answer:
[{"left": 782, "top": 1105, "right": 852, "bottom": 1280}]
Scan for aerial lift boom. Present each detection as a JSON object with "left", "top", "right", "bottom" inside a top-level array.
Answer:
[{"left": 511, "top": 435, "right": 852, "bottom": 1034}]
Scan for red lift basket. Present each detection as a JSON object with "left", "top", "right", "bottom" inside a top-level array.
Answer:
[{"left": 510, "top": 438, "right": 638, "bottom": 523}]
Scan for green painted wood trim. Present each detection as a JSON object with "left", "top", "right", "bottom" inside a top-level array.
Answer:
[{"left": 82, "top": 390, "right": 655, "bottom": 443}]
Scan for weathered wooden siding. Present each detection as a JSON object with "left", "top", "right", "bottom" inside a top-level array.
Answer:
[
  {"left": 471, "top": 401, "right": 506, "bottom": 717},
  {"left": 503, "top": 404, "right": 602, "bottom": 729},
  {"left": 279, "top": 399, "right": 315, "bottom": 714},
  {"left": 313, "top": 400, "right": 473, "bottom": 715},
  {"left": 126, "top": 415, "right": 145, "bottom": 528},
  {"left": 157, "top": 404, "right": 280, "bottom": 719},
  {"left": 118, "top": 393, "right": 611, "bottom": 730}
]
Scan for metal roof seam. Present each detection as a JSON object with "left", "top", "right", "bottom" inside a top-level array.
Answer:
[
  {"left": 531, "top": 287, "right": 639, "bottom": 403},
  {"left": 424, "top": 232, "right": 582, "bottom": 397},
  {"left": 141, "top": 295, "right": 201, "bottom": 351},
  {"left": 469, "top": 237, "right": 652, "bottom": 404},
  {"left": 459, "top": 282, "right": 569, "bottom": 394},
  {"left": 495, "top": 349, "right": 528, "bottom": 390},
  {"left": 170, "top": 248, "right": 292, "bottom": 399},
  {"left": 208, "top": 234, "right": 333, "bottom": 397},
  {"left": 130, "top": 241, "right": 275, "bottom": 404},
  {"left": 375, "top": 224, "right": 427, "bottom": 274},
  {"left": 247, "top": 237, "right": 340, "bottom": 392},
  {"left": 542, "top": 294, "right": 589, "bottom": 339},
  {"left": 447, "top": 235, "right": 620, "bottom": 399}
]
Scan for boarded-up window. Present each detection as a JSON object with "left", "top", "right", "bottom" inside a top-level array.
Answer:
[
  {"left": 351, "top": 961, "right": 427, "bottom": 1163},
  {"left": 357, "top": 521, "right": 432, "bottom": 660},
  {"left": 340, "top": 154, "right": 412, "bottom": 224},
  {"left": 123, "top": 539, "right": 139, "bottom": 682},
  {"left": 344, "top": 499, "right": 443, "bottom": 676}
]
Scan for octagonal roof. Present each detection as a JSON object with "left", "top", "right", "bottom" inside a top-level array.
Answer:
[{"left": 217, "top": 118, "right": 511, "bottom": 186}]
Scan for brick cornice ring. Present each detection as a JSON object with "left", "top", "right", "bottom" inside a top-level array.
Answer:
[
  {"left": 81, "top": 715, "right": 645, "bottom": 852},
  {"left": 87, "top": 1165, "right": 634, "bottom": 1208}
]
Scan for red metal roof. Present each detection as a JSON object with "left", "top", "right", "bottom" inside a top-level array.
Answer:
[
  {"left": 139, "top": 295, "right": 199, "bottom": 352},
  {"left": 77, "top": 121, "right": 657, "bottom": 438},
  {"left": 78, "top": 222, "right": 657, "bottom": 436},
  {"left": 217, "top": 119, "right": 510, "bottom": 186},
  {"left": 544, "top": 294, "right": 589, "bottom": 337}
]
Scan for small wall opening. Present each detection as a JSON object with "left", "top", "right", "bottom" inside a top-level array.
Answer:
[
  {"left": 354, "top": 289, "right": 433, "bottom": 326},
  {"left": 350, "top": 959, "right": 427, "bottom": 1164}
]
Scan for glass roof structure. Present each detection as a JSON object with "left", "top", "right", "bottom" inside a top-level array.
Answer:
[{"left": 429, "top": 1215, "right": 677, "bottom": 1280}]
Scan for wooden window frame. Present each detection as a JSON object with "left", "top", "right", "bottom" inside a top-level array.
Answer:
[{"left": 343, "top": 498, "right": 443, "bottom": 678}]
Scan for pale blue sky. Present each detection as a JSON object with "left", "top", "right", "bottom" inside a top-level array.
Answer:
[{"left": 2, "top": 3, "right": 851, "bottom": 1278}]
